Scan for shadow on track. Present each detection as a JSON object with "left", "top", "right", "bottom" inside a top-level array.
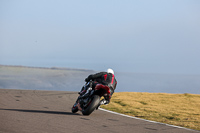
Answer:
[{"left": 0, "top": 108, "right": 80, "bottom": 115}]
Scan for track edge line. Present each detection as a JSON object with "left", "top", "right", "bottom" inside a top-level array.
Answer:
[{"left": 99, "top": 108, "right": 199, "bottom": 132}]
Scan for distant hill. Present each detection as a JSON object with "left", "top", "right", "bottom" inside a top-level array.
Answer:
[
  {"left": 1, "top": 65, "right": 200, "bottom": 94},
  {"left": 0, "top": 65, "right": 94, "bottom": 91}
]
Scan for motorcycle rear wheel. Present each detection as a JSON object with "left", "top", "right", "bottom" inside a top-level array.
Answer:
[{"left": 82, "top": 95, "right": 100, "bottom": 115}]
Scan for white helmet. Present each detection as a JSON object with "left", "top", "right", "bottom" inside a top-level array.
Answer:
[{"left": 107, "top": 68, "right": 114, "bottom": 74}]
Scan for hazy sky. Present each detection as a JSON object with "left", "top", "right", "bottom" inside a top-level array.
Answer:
[{"left": 1, "top": 0, "right": 200, "bottom": 74}]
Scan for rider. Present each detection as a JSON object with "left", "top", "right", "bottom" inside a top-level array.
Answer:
[{"left": 79, "top": 68, "right": 117, "bottom": 105}]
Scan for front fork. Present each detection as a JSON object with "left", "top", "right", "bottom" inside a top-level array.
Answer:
[{"left": 77, "top": 103, "right": 82, "bottom": 111}]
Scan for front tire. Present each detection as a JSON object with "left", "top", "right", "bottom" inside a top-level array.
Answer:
[
  {"left": 82, "top": 95, "right": 100, "bottom": 115},
  {"left": 72, "top": 103, "right": 78, "bottom": 113}
]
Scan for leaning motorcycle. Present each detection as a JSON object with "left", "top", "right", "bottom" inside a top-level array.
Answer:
[{"left": 71, "top": 81, "right": 111, "bottom": 115}]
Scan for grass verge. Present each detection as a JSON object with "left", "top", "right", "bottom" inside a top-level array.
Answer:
[{"left": 101, "top": 92, "right": 200, "bottom": 131}]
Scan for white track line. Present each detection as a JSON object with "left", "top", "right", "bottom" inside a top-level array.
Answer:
[{"left": 99, "top": 108, "right": 199, "bottom": 132}]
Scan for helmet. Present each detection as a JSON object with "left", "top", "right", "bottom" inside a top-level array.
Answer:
[{"left": 107, "top": 68, "right": 114, "bottom": 74}]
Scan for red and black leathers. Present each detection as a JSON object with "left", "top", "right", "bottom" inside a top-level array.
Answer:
[{"left": 85, "top": 72, "right": 117, "bottom": 96}]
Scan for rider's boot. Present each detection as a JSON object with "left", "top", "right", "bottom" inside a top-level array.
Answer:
[{"left": 96, "top": 99, "right": 109, "bottom": 110}]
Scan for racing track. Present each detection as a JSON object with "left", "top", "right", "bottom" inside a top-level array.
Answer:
[{"left": 0, "top": 89, "right": 199, "bottom": 133}]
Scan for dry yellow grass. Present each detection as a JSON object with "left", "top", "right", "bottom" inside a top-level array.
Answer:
[{"left": 101, "top": 92, "right": 200, "bottom": 131}]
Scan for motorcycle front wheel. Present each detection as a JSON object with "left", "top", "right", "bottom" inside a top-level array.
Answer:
[
  {"left": 82, "top": 95, "right": 100, "bottom": 115},
  {"left": 72, "top": 103, "right": 79, "bottom": 113}
]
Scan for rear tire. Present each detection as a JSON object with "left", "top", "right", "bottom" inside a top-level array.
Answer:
[{"left": 82, "top": 95, "right": 100, "bottom": 115}]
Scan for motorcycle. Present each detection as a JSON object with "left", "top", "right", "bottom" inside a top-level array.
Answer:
[{"left": 71, "top": 81, "right": 111, "bottom": 115}]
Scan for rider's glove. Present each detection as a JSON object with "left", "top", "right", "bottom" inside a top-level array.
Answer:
[
  {"left": 85, "top": 78, "right": 89, "bottom": 82},
  {"left": 85, "top": 75, "right": 93, "bottom": 82}
]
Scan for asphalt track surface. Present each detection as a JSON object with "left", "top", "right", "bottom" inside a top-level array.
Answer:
[{"left": 0, "top": 89, "right": 199, "bottom": 133}]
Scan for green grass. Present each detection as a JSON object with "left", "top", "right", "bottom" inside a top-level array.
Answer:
[{"left": 101, "top": 92, "right": 200, "bottom": 131}]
